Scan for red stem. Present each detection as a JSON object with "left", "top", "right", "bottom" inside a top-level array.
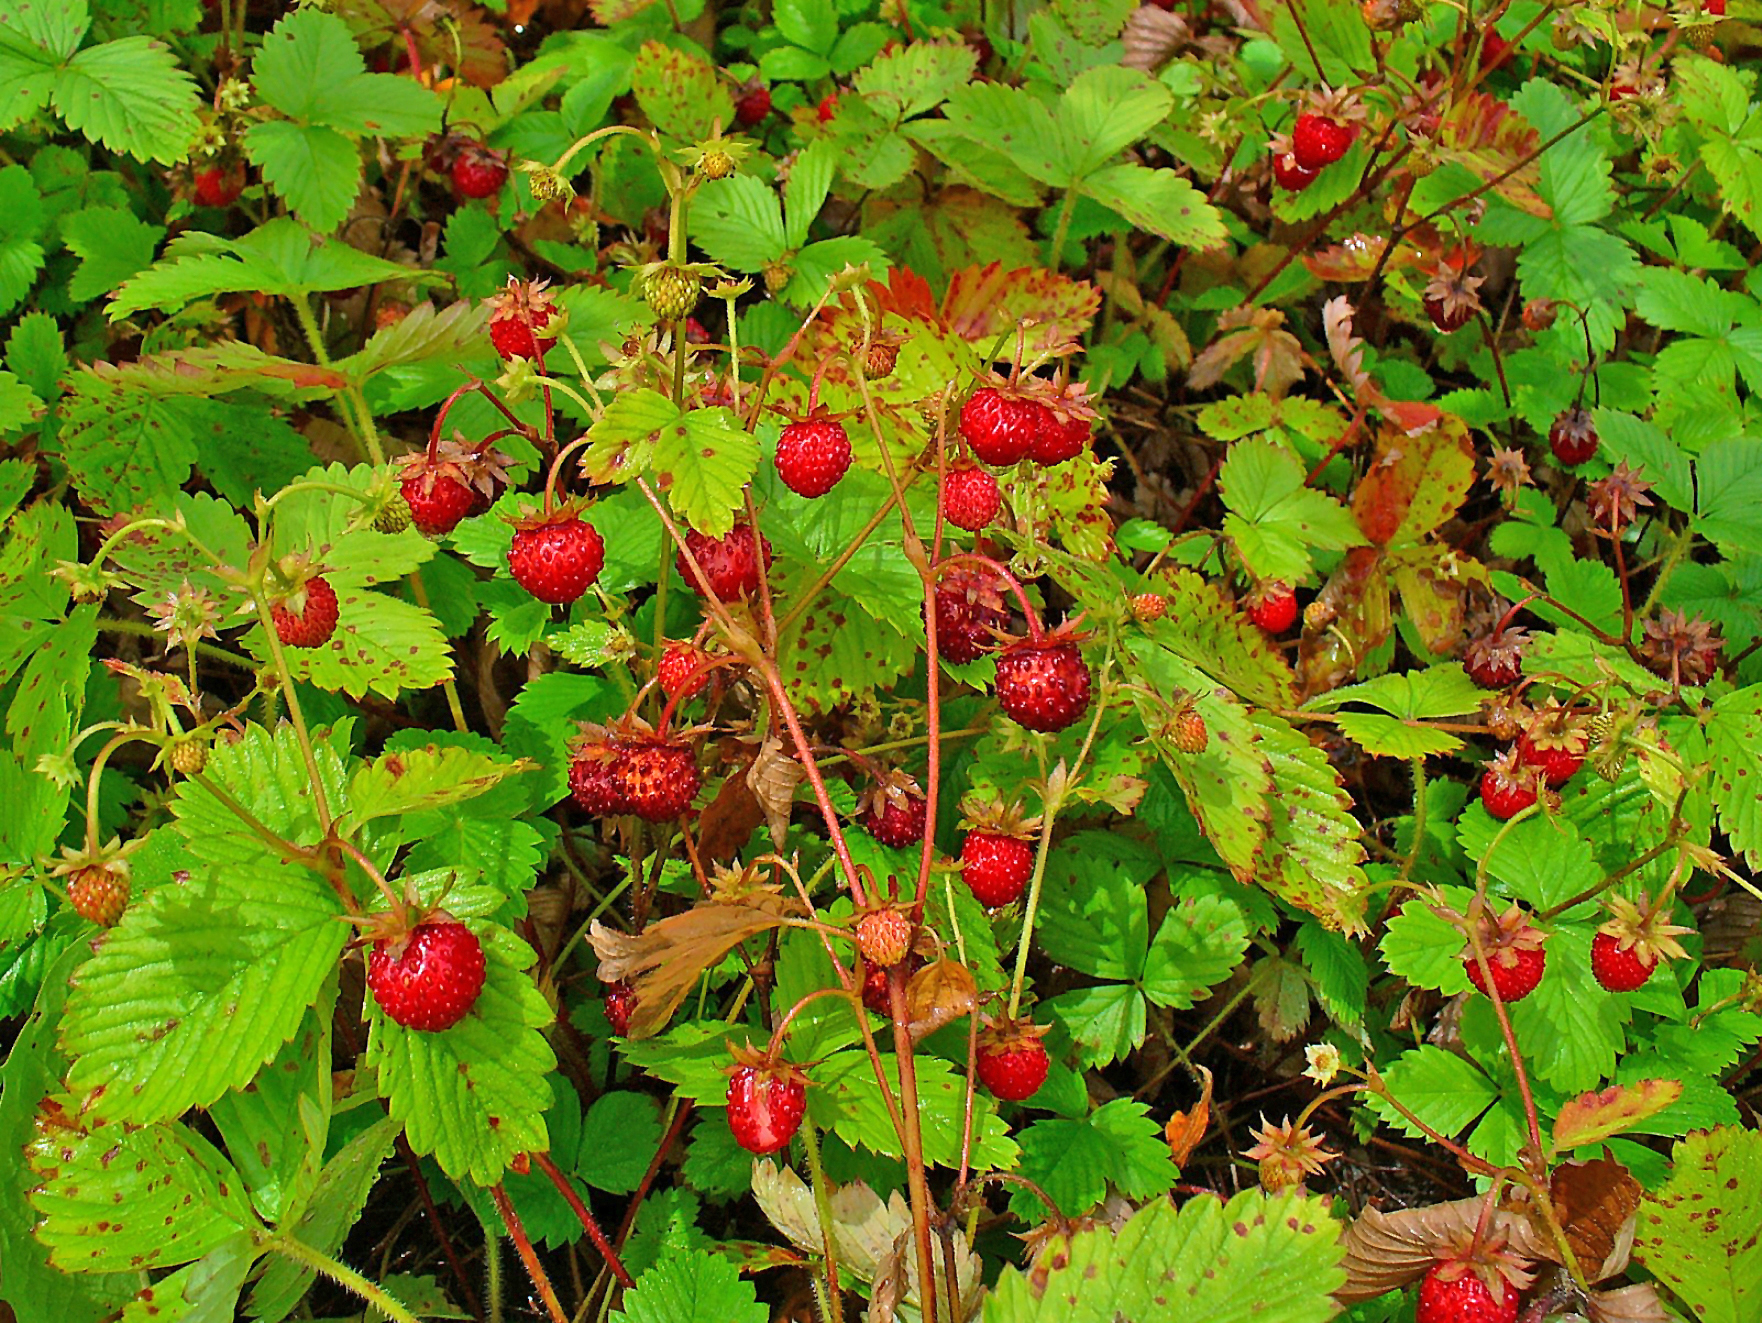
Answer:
[
  {"left": 530, "top": 1152, "right": 636, "bottom": 1288},
  {"left": 489, "top": 1183, "right": 568, "bottom": 1323}
]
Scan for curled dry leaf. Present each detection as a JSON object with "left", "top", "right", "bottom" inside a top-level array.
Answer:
[
  {"left": 590, "top": 895, "right": 801, "bottom": 1038},
  {"left": 1551, "top": 1157, "right": 1642, "bottom": 1282},
  {"left": 1121, "top": 4, "right": 1187, "bottom": 70},
  {"left": 1163, "top": 1065, "right": 1213, "bottom": 1166},
  {"left": 746, "top": 735, "right": 805, "bottom": 848},
  {"left": 905, "top": 959, "right": 978, "bottom": 1042},
  {"left": 1337, "top": 1196, "right": 1551, "bottom": 1302},
  {"left": 1323, "top": 296, "right": 1374, "bottom": 398},
  {"left": 1587, "top": 1283, "right": 1671, "bottom": 1323}
]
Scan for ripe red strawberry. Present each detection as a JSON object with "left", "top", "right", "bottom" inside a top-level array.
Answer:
[
  {"left": 1031, "top": 412, "right": 1090, "bottom": 466},
  {"left": 1247, "top": 582, "right": 1299, "bottom": 633},
  {"left": 1480, "top": 749, "right": 1538, "bottom": 820},
  {"left": 995, "top": 635, "right": 1092, "bottom": 733},
  {"left": 488, "top": 280, "right": 557, "bottom": 361},
  {"left": 1416, "top": 1261, "right": 1520, "bottom": 1323},
  {"left": 452, "top": 143, "right": 508, "bottom": 199},
  {"left": 604, "top": 981, "right": 636, "bottom": 1035},
  {"left": 271, "top": 576, "right": 340, "bottom": 648},
  {"left": 676, "top": 522, "right": 771, "bottom": 600},
  {"left": 976, "top": 1022, "right": 1050, "bottom": 1101},
  {"left": 735, "top": 84, "right": 772, "bottom": 126},
  {"left": 1590, "top": 931, "right": 1655, "bottom": 992},
  {"left": 726, "top": 1058, "right": 808, "bottom": 1154},
  {"left": 508, "top": 513, "right": 605, "bottom": 605},
  {"left": 1464, "top": 628, "right": 1529, "bottom": 689},
  {"left": 960, "top": 832, "right": 1034, "bottom": 907},
  {"left": 856, "top": 907, "right": 913, "bottom": 967},
  {"left": 367, "top": 921, "right": 487, "bottom": 1032},
  {"left": 616, "top": 740, "right": 701, "bottom": 822},
  {"left": 1708, "top": 0, "right": 1726, "bottom": 13},
  {"left": 1549, "top": 407, "right": 1598, "bottom": 466},
  {"left": 568, "top": 741, "right": 631, "bottom": 817},
  {"left": 658, "top": 642, "right": 711, "bottom": 700},
  {"left": 1272, "top": 151, "right": 1318, "bottom": 192},
  {"left": 1464, "top": 944, "right": 1545, "bottom": 1002},
  {"left": 817, "top": 93, "right": 840, "bottom": 122},
  {"left": 192, "top": 163, "right": 244, "bottom": 208},
  {"left": 400, "top": 465, "right": 477, "bottom": 535},
  {"left": 931, "top": 566, "right": 1009, "bottom": 665},
  {"left": 960, "top": 387, "right": 1045, "bottom": 466},
  {"left": 1291, "top": 113, "right": 1355, "bottom": 169},
  {"left": 862, "top": 775, "right": 928, "bottom": 848},
  {"left": 775, "top": 416, "right": 853, "bottom": 498},
  {"left": 1516, "top": 730, "right": 1582, "bottom": 786},
  {"left": 69, "top": 864, "right": 129, "bottom": 927},
  {"left": 1425, "top": 293, "right": 1477, "bottom": 333},
  {"left": 942, "top": 464, "right": 1001, "bottom": 531}
]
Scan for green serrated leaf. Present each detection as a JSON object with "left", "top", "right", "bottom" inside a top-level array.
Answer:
[
  {"left": 852, "top": 40, "right": 976, "bottom": 120},
  {"left": 0, "top": 164, "right": 45, "bottom": 315},
  {"left": 1367, "top": 1045, "right": 1496, "bottom": 1139},
  {"left": 1142, "top": 894, "right": 1250, "bottom": 1009},
  {"left": 628, "top": 40, "right": 731, "bottom": 142},
  {"left": 28, "top": 1115, "right": 260, "bottom": 1272},
  {"left": 656, "top": 407, "right": 759, "bottom": 538},
  {"left": 207, "top": 1002, "right": 333, "bottom": 1224},
  {"left": 1633, "top": 1126, "right": 1762, "bottom": 1323},
  {"left": 612, "top": 1249, "right": 768, "bottom": 1323},
  {"left": 58, "top": 204, "right": 163, "bottom": 302},
  {"left": 345, "top": 744, "right": 528, "bottom": 827},
  {"left": 1508, "top": 926, "right": 1626, "bottom": 1093},
  {"left": 7, "top": 309, "right": 67, "bottom": 399},
  {"left": 1251, "top": 712, "right": 1371, "bottom": 932},
  {"left": 244, "top": 121, "right": 361, "bottom": 234},
  {"left": 366, "top": 925, "right": 554, "bottom": 1185},
  {"left": 1707, "top": 685, "right": 1762, "bottom": 869},
  {"left": 808, "top": 1049, "right": 1017, "bottom": 1171},
  {"left": 1080, "top": 163, "right": 1227, "bottom": 250},
  {"left": 1009, "top": 1099, "right": 1178, "bottom": 1221},
  {"left": 982, "top": 1189, "right": 1344, "bottom": 1323},
  {"left": 53, "top": 37, "right": 200, "bottom": 165}
]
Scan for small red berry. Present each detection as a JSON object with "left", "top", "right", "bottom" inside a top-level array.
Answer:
[
  {"left": 942, "top": 464, "right": 1001, "bottom": 531},
  {"left": 367, "top": 921, "right": 487, "bottom": 1032},
  {"left": 1029, "top": 412, "right": 1090, "bottom": 466},
  {"left": 488, "top": 281, "right": 557, "bottom": 361},
  {"left": 1464, "top": 628, "right": 1529, "bottom": 689},
  {"left": 508, "top": 514, "right": 605, "bottom": 606},
  {"left": 68, "top": 864, "right": 129, "bottom": 927},
  {"left": 616, "top": 740, "right": 701, "bottom": 822},
  {"left": 1515, "top": 731, "right": 1582, "bottom": 786},
  {"left": 452, "top": 143, "right": 508, "bottom": 199},
  {"left": 604, "top": 981, "right": 636, "bottom": 1035},
  {"left": 272, "top": 576, "right": 340, "bottom": 648},
  {"left": 1291, "top": 113, "right": 1356, "bottom": 170},
  {"left": 569, "top": 742, "right": 631, "bottom": 817},
  {"left": 1167, "top": 705, "right": 1209, "bottom": 754},
  {"left": 960, "top": 387, "right": 1043, "bottom": 467},
  {"left": 860, "top": 956, "right": 922, "bottom": 1016},
  {"left": 1425, "top": 294, "right": 1477, "bottom": 333},
  {"left": 1548, "top": 407, "right": 1599, "bottom": 466},
  {"left": 1480, "top": 765, "right": 1537, "bottom": 820},
  {"left": 960, "top": 832, "right": 1034, "bottom": 908},
  {"left": 735, "top": 85, "right": 772, "bottom": 126},
  {"left": 1415, "top": 1262, "right": 1521, "bottom": 1323},
  {"left": 658, "top": 642, "right": 712, "bottom": 700},
  {"left": 400, "top": 466, "right": 478, "bottom": 536},
  {"left": 817, "top": 93, "right": 839, "bottom": 122},
  {"left": 676, "top": 522, "right": 771, "bottom": 600},
  {"left": 1590, "top": 931, "right": 1656, "bottom": 992},
  {"left": 726, "top": 1061, "right": 808, "bottom": 1154},
  {"left": 1247, "top": 583, "right": 1299, "bottom": 634},
  {"left": 193, "top": 163, "right": 244, "bottom": 208},
  {"left": 775, "top": 416, "right": 853, "bottom": 498},
  {"left": 863, "top": 780, "right": 928, "bottom": 848},
  {"left": 931, "top": 567, "right": 1009, "bottom": 665},
  {"left": 1708, "top": 0, "right": 1726, "bottom": 14},
  {"left": 1463, "top": 945, "right": 1546, "bottom": 1003},
  {"left": 976, "top": 1024, "right": 1050, "bottom": 1101},
  {"left": 1273, "top": 151, "right": 1319, "bottom": 192},
  {"left": 994, "top": 637, "right": 1092, "bottom": 733}
]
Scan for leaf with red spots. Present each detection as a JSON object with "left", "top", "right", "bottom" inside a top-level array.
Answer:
[
  {"left": 1634, "top": 1126, "right": 1762, "bottom": 1323},
  {"left": 1437, "top": 91, "right": 1547, "bottom": 218},
  {"left": 1350, "top": 418, "right": 1475, "bottom": 547}
]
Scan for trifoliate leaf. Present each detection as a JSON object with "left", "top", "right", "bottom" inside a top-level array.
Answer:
[
  {"left": 52, "top": 37, "right": 200, "bottom": 165},
  {"left": 1219, "top": 436, "right": 1366, "bottom": 584},
  {"left": 252, "top": 8, "right": 441, "bottom": 136},
  {"left": 365, "top": 925, "right": 554, "bottom": 1186},
  {"left": 1009, "top": 1099, "right": 1179, "bottom": 1221},
  {"left": 1366, "top": 1046, "right": 1497, "bottom": 1140}
]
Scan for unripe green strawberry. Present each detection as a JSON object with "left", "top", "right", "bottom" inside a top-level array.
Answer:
[
  {"left": 762, "top": 262, "right": 792, "bottom": 296},
  {"left": 645, "top": 264, "right": 701, "bottom": 322},
  {"left": 168, "top": 739, "right": 209, "bottom": 776},
  {"left": 372, "top": 491, "right": 413, "bottom": 534},
  {"left": 699, "top": 149, "right": 735, "bottom": 179}
]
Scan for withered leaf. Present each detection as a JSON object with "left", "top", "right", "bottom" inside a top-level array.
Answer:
[
  {"left": 1552, "top": 1157, "right": 1641, "bottom": 1282},
  {"left": 1163, "top": 1065, "right": 1213, "bottom": 1166},
  {"left": 1337, "top": 1197, "right": 1551, "bottom": 1302},
  {"left": 590, "top": 896, "right": 802, "bottom": 1038},
  {"left": 746, "top": 735, "right": 805, "bottom": 849},
  {"left": 1588, "top": 1283, "right": 1670, "bottom": 1323},
  {"left": 905, "top": 960, "right": 978, "bottom": 1042}
]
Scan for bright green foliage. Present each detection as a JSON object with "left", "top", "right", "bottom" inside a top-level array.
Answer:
[
  {"left": 981, "top": 1190, "right": 1344, "bottom": 1323},
  {"left": 611, "top": 1249, "right": 768, "bottom": 1323},
  {"left": 1634, "top": 1127, "right": 1762, "bottom": 1323}
]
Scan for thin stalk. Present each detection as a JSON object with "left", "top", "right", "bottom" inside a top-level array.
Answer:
[
  {"left": 252, "top": 590, "right": 335, "bottom": 834},
  {"left": 888, "top": 966, "right": 939, "bottom": 1323},
  {"left": 1046, "top": 185, "right": 1079, "bottom": 270},
  {"left": 482, "top": 1208, "right": 504, "bottom": 1323},
  {"left": 97, "top": 617, "right": 258, "bottom": 670},
  {"left": 490, "top": 1184, "right": 568, "bottom": 1323},
  {"left": 266, "top": 1237, "right": 419, "bottom": 1323},
  {"left": 801, "top": 1122, "right": 844, "bottom": 1321},
  {"left": 532, "top": 1153, "right": 635, "bottom": 1288}
]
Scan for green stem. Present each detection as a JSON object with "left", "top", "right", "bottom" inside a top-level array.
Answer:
[
  {"left": 1400, "top": 758, "right": 1428, "bottom": 882},
  {"left": 1046, "top": 185, "right": 1079, "bottom": 271},
  {"left": 266, "top": 1237, "right": 419, "bottom": 1323},
  {"left": 801, "top": 1122, "right": 843, "bottom": 1322},
  {"left": 252, "top": 590, "right": 334, "bottom": 835},
  {"left": 481, "top": 1208, "right": 505, "bottom": 1323}
]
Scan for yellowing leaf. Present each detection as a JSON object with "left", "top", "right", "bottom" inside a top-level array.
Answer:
[{"left": 1553, "top": 1079, "right": 1684, "bottom": 1151}]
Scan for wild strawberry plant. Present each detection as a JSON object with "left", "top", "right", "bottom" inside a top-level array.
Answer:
[{"left": 1, "top": 1, "right": 1760, "bottom": 1322}]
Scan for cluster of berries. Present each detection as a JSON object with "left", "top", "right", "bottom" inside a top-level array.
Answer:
[
  {"left": 568, "top": 726, "right": 703, "bottom": 823},
  {"left": 1272, "top": 111, "right": 1359, "bottom": 193},
  {"left": 942, "top": 385, "right": 1093, "bottom": 532}
]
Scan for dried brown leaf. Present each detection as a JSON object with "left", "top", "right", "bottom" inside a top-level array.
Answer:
[
  {"left": 1337, "top": 1198, "right": 1550, "bottom": 1302},
  {"left": 1552, "top": 1157, "right": 1641, "bottom": 1282},
  {"left": 1121, "top": 5, "right": 1187, "bottom": 70},
  {"left": 1323, "top": 296, "right": 1373, "bottom": 396},
  {"left": 590, "top": 897, "right": 801, "bottom": 1038},
  {"left": 905, "top": 960, "right": 978, "bottom": 1042},
  {"left": 1163, "top": 1065, "right": 1213, "bottom": 1166},
  {"left": 1588, "top": 1283, "right": 1670, "bottom": 1323},
  {"left": 746, "top": 735, "right": 805, "bottom": 849}
]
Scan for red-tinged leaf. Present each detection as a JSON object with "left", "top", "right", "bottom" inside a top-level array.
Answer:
[
  {"left": 337, "top": 0, "right": 509, "bottom": 88},
  {"left": 1378, "top": 397, "right": 1445, "bottom": 434},
  {"left": 1297, "top": 546, "right": 1391, "bottom": 698},
  {"left": 940, "top": 262, "right": 1101, "bottom": 359},
  {"left": 1163, "top": 1065, "right": 1213, "bottom": 1166},
  {"left": 1350, "top": 418, "right": 1475, "bottom": 546},
  {"left": 1552, "top": 1157, "right": 1644, "bottom": 1282},
  {"left": 1390, "top": 543, "right": 1487, "bottom": 657},
  {"left": 86, "top": 344, "right": 352, "bottom": 397},
  {"left": 1323, "top": 296, "right": 1372, "bottom": 395},
  {"left": 1588, "top": 1284, "right": 1671, "bottom": 1323},
  {"left": 1188, "top": 307, "right": 1307, "bottom": 399},
  {"left": 1554, "top": 1080, "right": 1684, "bottom": 1151},
  {"left": 1437, "top": 92, "right": 1547, "bottom": 218},
  {"left": 1303, "top": 233, "right": 1417, "bottom": 284},
  {"left": 866, "top": 265, "right": 939, "bottom": 325}
]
